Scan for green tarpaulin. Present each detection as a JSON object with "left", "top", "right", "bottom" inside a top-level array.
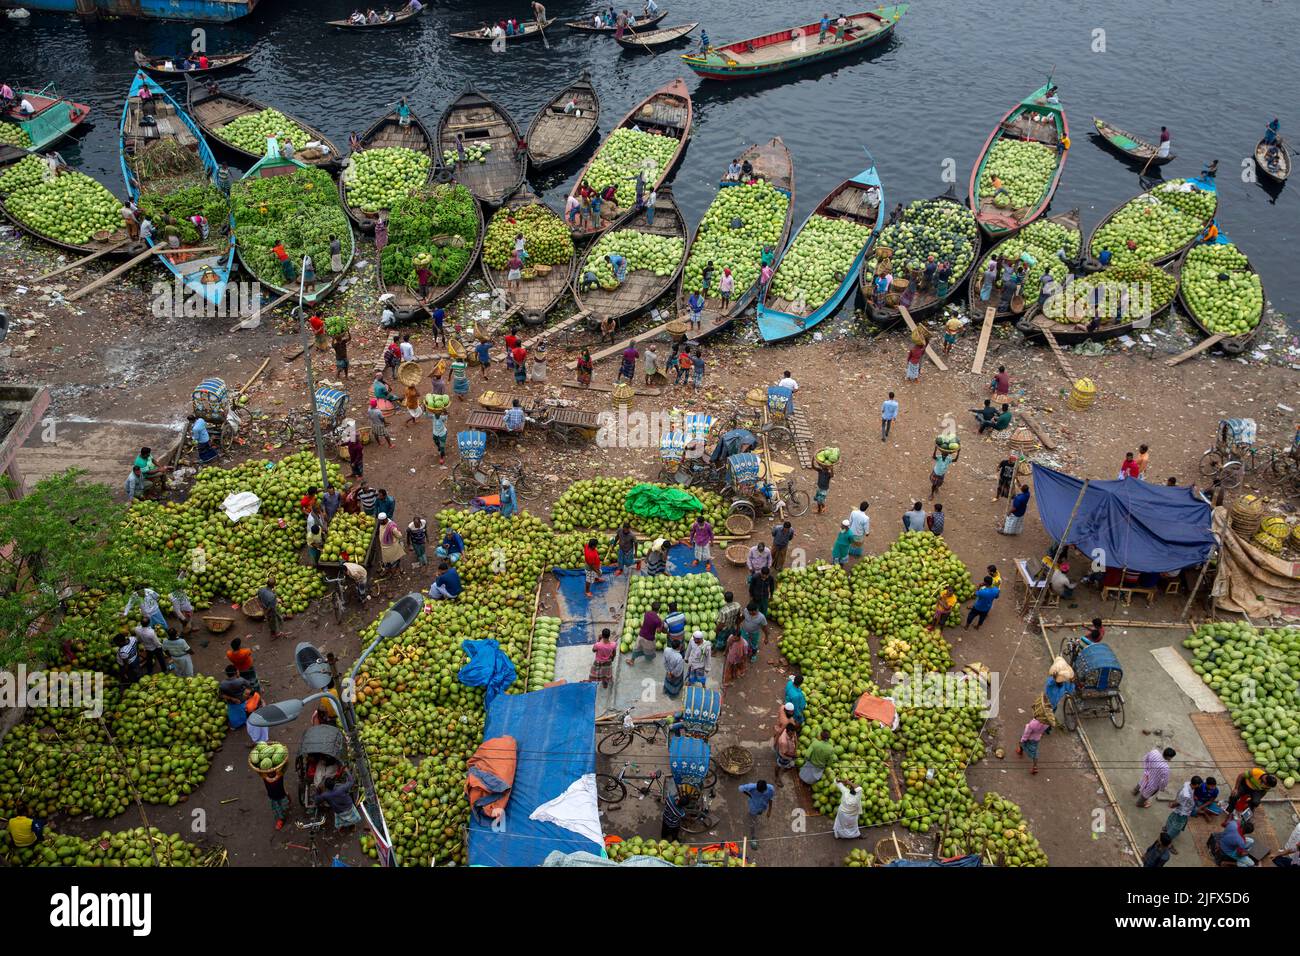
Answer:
[{"left": 624, "top": 483, "right": 704, "bottom": 521}]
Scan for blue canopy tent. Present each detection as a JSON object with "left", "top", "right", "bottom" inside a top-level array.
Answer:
[
  {"left": 1030, "top": 465, "right": 1215, "bottom": 574},
  {"left": 468, "top": 682, "right": 602, "bottom": 866}
]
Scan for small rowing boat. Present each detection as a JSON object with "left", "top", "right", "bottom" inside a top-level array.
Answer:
[
  {"left": 480, "top": 187, "right": 574, "bottom": 323},
  {"left": 1085, "top": 176, "right": 1217, "bottom": 267},
  {"left": 575, "top": 186, "right": 688, "bottom": 328},
  {"left": 120, "top": 70, "right": 236, "bottom": 306},
  {"left": 376, "top": 182, "right": 484, "bottom": 322},
  {"left": 567, "top": 9, "right": 668, "bottom": 32},
  {"left": 615, "top": 22, "right": 698, "bottom": 51},
  {"left": 437, "top": 85, "right": 527, "bottom": 207},
  {"left": 339, "top": 103, "right": 436, "bottom": 232},
  {"left": 677, "top": 137, "right": 796, "bottom": 340},
  {"left": 1091, "top": 117, "right": 1174, "bottom": 167},
  {"left": 525, "top": 72, "right": 601, "bottom": 172},
  {"left": 328, "top": 7, "right": 424, "bottom": 29},
  {"left": 1254, "top": 135, "right": 1290, "bottom": 185},
  {"left": 450, "top": 18, "right": 557, "bottom": 41},
  {"left": 186, "top": 78, "right": 341, "bottom": 170},
  {"left": 1, "top": 85, "right": 91, "bottom": 151},
  {"left": 860, "top": 186, "right": 982, "bottom": 329},
  {"left": 681, "top": 6, "right": 906, "bottom": 81},
  {"left": 133, "top": 50, "right": 254, "bottom": 77},
  {"left": 757, "top": 160, "right": 884, "bottom": 342},
  {"left": 563, "top": 77, "right": 692, "bottom": 241},
  {"left": 969, "top": 81, "right": 1069, "bottom": 239},
  {"left": 967, "top": 209, "right": 1082, "bottom": 324}
]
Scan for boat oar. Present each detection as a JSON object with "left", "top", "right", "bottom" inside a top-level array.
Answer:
[
  {"left": 538, "top": 17, "right": 550, "bottom": 49},
  {"left": 627, "top": 24, "right": 657, "bottom": 57}
]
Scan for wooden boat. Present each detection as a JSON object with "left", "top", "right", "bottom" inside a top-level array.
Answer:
[
  {"left": 1254, "top": 135, "right": 1290, "bottom": 184},
  {"left": 0, "top": 145, "right": 30, "bottom": 169},
  {"left": 969, "top": 82, "right": 1069, "bottom": 239},
  {"left": 120, "top": 71, "right": 236, "bottom": 307},
  {"left": 525, "top": 72, "right": 601, "bottom": 172},
  {"left": 757, "top": 162, "right": 884, "bottom": 343},
  {"left": 186, "top": 78, "right": 341, "bottom": 170},
  {"left": 615, "top": 22, "right": 698, "bottom": 51},
  {"left": 450, "top": 18, "right": 557, "bottom": 41},
  {"left": 339, "top": 104, "right": 436, "bottom": 233},
  {"left": 1, "top": 86, "right": 91, "bottom": 151},
  {"left": 859, "top": 186, "right": 982, "bottom": 329},
  {"left": 231, "top": 153, "right": 355, "bottom": 306},
  {"left": 376, "top": 184, "right": 485, "bottom": 322},
  {"left": 1085, "top": 176, "right": 1217, "bottom": 266},
  {"left": 567, "top": 9, "right": 668, "bottom": 32},
  {"left": 676, "top": 137, "right": 797, "bottom": 340},
  {"left": 681, "top": 5, "right": 906, "bottom": 81},
  {"left": 0, "top": 157, "right": 133, "bottom": 257},
  {"left": 564, "top": 77, "right": 692, "bottom": 241},
  {"left": 967, "top": 209, "right": 1081, "bottom": 324},
  {"left": 1091, "top": 117, "right": 1173, "bottom": 167},
  {"left": 480, "top": 187, "right": 573, "bottom": 323},
  {"left": 437, "top": 86, "right": 527, "bottom": 207},
  {"left": 328, "top": 7, "right": 424, "bottom": 29},
  {"left": 1017, "top": 260, "right": 1179, "bottom": 346},
  {"left": 575, "top": 186, "right": 688, "bottom": 327},
  {"left": 133, "top": 50, "right": 254, "bottom": 77},
  {"left": 1175, "top": 231, "right": 1264, "bottom": 356}
]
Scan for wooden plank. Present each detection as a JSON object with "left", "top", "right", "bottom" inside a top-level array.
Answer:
[
  {"left": 562, "top": 380, "right": 662, "bottom": 396},
  {"left": 1165, "top": 333, "right": 1226, "bottom": 367},
  {"left": 64, "top": 245, "right": 168, "bottom": 302},
  {"left": 971, "top": 306, "right": 996, "bottom": 374},
  {"left": 522, "top": 310, "right": 589, "bottom": 350},
  {"left": 570, "top": 321, "right": 676, "bottom": 369},
  {"left": 35, "top": 241, "right": 130, "bottom": 281},
  {"left": 1016, "top": 410, "right": 1056, "bottom": 451},
  {"left": 790, "top": 406, "right": 814, "bottom": 469},
  {"left": 898, "top": 305, "right": 947, "bottom": 371}
]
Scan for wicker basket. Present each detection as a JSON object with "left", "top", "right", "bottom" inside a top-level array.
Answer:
[
  {"left": 725, "top": 514, "right": 753, "bottom": 535},
  {"left": 239, "top": 596, "right": 266, "bottom": 621},
  {"left": 478, "top": 390, "right": 509, "bottom": 410},
  {"left": 248, "top": 747, "right": 288, "bottom": 781},
  {"left": 447, "top": 338, "right": 468, "bottom": 361},
  {"left": 724, "top": 543, "right": 749, "bottom": 566},
  {"left": 717, "top": 744, "right": 753, "bottom": 776},
  {"left": 744, "top": 387, "right": 767, "bottom": 408},
  {"left": 203, "top": 615, "right": 234, "bottom": 634},
  {"left": 396, "top": 361, "right": 422, "bottom": 387}
]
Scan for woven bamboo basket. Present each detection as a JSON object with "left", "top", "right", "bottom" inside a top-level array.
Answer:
[
  {"left": 248, "top": 747, "right": 288, "bottom": 781},
  {"left": 396, "top": 361, "right": 422, "bottom": 387},
  {"left": 724, "top": 543, "right": 749, "bottom": 566},
  {"left": 725, "top": 514, "right": 753, "bottom": 535},
  {"left": 203, "top": 615, "right": 234, "bottom": 634},
  {"left": 717, "top": 744, "right": 753, "bottom": 776},
  {"left": 447, "top": 338, "right": 468, "bottom": 361},
  {"left": 239, "top": 596, "right": 265, "bottom": 621},
  {"left": 1067, "top": 377, "right": 1098, "bottom": 411},
  {"left": 1229, "top": 495, "right": 1265, "bottom": 536}
]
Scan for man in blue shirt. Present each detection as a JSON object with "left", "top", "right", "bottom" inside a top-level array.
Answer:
[
  {"left": 605, "top": 253, "right": 628, "bottom": 283},
  {"left": 880, "top": 391, "right": 898, "bottom": 442},
  {"left": 664, "top": 602, "right": 687, "bottom": 643},
  {"left": 189, "top": 415, "right": 210, "bottom": 450},
  {"left": 738, "top": 779, "right": 776, "bottom": 849},
  {"left": 432, "top": 306, "right": 447, "bottom": 345},
  {"left": 817, "top": 13, "right": 831, "bottom": 43},
  {"left": 1001, "top": 485, "right": 1031, "bottom": 535},
  {"left": 784, "top": 674, "right": 806, "bottom": 723},
  {"left": 964, "top": 575, "right": 1001, "bottom": 630},
  {"left": 430, "top": 562, "right": 462, "bottom": 600},
  {"left": 503, "top": 398, "right": 526, "bottom": 433},
  {"left": 436, "top": 529, "right": 464, "bottom": 564}
]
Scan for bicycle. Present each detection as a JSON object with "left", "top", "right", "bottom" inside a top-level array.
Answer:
[
  {"left": 322, "top": 570, "right": 368, "bottom": 624},
  {"left": 727, "top": 476, "right": 810, "bottom": 521},
  {"left": 597, "top": 710, "right": 675, "bottom": 756},
  {"left": 449, "top": 457, "right": 536, "bottom": 504},
  {"left": 595, "top": 761, "right": 667, "bottom": 808},
  {"left": 294, "top": 816, "right": 326, "bottom": 867}
]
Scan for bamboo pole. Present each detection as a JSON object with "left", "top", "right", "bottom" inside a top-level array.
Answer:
[{"left": 1022, "top": 476, "right": 1089, "bottom": 617}]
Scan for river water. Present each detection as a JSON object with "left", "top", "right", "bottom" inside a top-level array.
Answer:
[{"left": 2, "top": 0, "right": 1297, "bottom": 324}]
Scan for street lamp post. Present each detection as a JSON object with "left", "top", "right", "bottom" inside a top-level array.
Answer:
[{"left": 296, "top": 256, "right": 330, "bottom": 491}]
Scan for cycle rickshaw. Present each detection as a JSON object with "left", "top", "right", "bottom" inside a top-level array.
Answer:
[
  {"left": 669, "top": 734, "right": 719, "bottom": 834},
  {"left": 190, "top": 377, "right": 242, "bottom": 461},
  {"left": 1060, "top": 642, "right": 1125, "bottom": 731},
  {"left": 725, "top": 452, "right": 811, "bottom": 520},
  {"left": 295, "top": 723, "right": 350, "bottom": 821},
  {"left": 449, "top": 429, "right": 534, "bottom": 504},
  {"left": 659, "top": 414, "right": 725, "bottom": 487}
]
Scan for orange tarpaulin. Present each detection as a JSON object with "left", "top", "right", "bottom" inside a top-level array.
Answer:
[
  {"left": 465, "top": 735, "right": 518, "bottom": 821},
  {"left": 853, "top": 692, "right": 896, "bottom": 728}
]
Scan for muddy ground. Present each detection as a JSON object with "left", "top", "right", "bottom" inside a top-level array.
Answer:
[{"left": 2, "top": 228, "right": 1297, "bottom": 867}]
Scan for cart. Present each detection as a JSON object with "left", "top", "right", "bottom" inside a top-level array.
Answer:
[
  {"left": 679, "top": 686, "right": 721, "bottom": 739},
  {"left": 191, "top": 378, "right": 229, "bottom": 419},
  {"left": 659, "top": 430, "right": 687, "bottom": 481},
  {"left": 536, "top": 405, "right": 599, "bottom": 447},
  {"left": 669, "top": 735, "right": 719, "bottom": 834},
  {"left": 763, "top": 385, "right": 795, "bottom": 443},
  {"left": 1061, "top": 642, "right": 1124, "bottom": 731},
  {"left": 724, "top": 453, "right": 810, "bottom": 520},
  {"left": 464, "top": 398, "right": 535, "bottom": 445},
  {"left": 295, "top": 723, "right": 350, "bottom": 820}
]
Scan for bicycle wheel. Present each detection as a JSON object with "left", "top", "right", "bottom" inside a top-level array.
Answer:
[
  {"left": 597, "top": 729, "right": 635, "bottom": 756},
  {"left": 703, "top": 761, "right": 718, "bottom": 792},
  {"left": 786, "top": 488, "right": 811, "bottom": 517},
  {"left": 1219, "top": 460, "right": 1245, "bottom": 490},
  {"left": 595, "top": 774, "right": 627, "bottom": 808},
  {"left": 729, "top": 499, "right": 756, "bottom": 521},
  {"left": 1199, "top": 449, "right": 1227, "bottom": 479},
  {"left": 332, "top": 586, "right": 345, "bottom": 624},
  {"left": 679, "top": 809, "right": 718, "bottom": 835},
  {"left": 1109, "top": 695, "right": 1126, "bottom": 729},
  {"left": 1062, "top": 695, "right": 1079, "bottom": 732},
  {"left": 765, "top": 424, "right": 793, "bottom": 444},
  {"left": 449, "top": 461, "right": 479, "bottom": 504}
]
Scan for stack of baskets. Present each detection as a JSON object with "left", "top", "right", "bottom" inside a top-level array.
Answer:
[
  {"left": 1067, "top": 377, "right": 1098, "bottom": 411},
  {"left": 1253, "top": 514, "right": 1291, "bottom": 554},
  {"left": 1229, "top": 494, "right": 1265, "bottom": 537},
  {"left": 1008, "top": 427, "right": 1037, "bottom": 455},
  {"left": 611, "top": 382, "right": 634, "bottom": 407}
]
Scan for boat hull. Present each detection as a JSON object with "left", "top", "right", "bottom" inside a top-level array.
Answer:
[{"left": 3, "top": 0, "right": 261, "bottom": 22}]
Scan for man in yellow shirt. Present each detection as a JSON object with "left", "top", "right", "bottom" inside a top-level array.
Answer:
[{"left": 932, "top": 586, "right": 958, "bottom": 630}]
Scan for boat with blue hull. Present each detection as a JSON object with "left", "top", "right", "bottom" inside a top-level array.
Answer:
[
  {"left": 2, "top": 0, "right": 261, "bottom": 22},
  {"left": 120, "top": 70, "right": 236, "bottom": 306},
  {"left": 756, "top": 163, "right": 884, "bottom": 342}
]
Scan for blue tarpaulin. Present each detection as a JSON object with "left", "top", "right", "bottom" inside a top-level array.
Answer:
[
  {"left": 886, "top": 855, "right": 982, "bottom": 867},
  {"left": 469, "top": 682, "right": 601, "bottom": 867},
  {"left": 1031, "top": 465, "right": 1214, "bottom": 574},
  {"left": 458, "top": 639, "right": 518, "bottom": 704}
]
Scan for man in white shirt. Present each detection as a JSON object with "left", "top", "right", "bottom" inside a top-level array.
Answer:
[
  {"left": 848, "top": 501, "right": 870, "bottom": 556},
  {"left": 777, "top": 370, "right": 799, "bottom": 392},
  {"left": 399, "top": 334, "right": 415, "bottom": 363},
  {"left": 18, "top": 97, "right": 35, "bottom": 116},
  {"left": 902, "top": 501, "right": 927, "bottom": 532}
]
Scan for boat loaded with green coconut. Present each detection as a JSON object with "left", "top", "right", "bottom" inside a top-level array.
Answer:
[
  {"left": 230, "top": 150, "right": 355, "bottom": 305},
  {"left": 119, "top": 71, "right": 235, "bottom": 307},
  {"left": 969, "top": 80, "right": 1069, "bottom": 239}
]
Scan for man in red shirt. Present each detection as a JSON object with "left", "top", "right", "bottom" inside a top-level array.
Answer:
[
  {"left": 990, "top": 365, "right": 1010, "bottom": 396},
  {"left": 227, "top": 637, "right": 258, "bottom": 688},
  {"left": 511, "top": 345, "right": 528, "bottom": 385},
  {"left": 503, "top": 328, "right": 520, "bottom": 371},
  {"left": 300, "top": 485, "right": 318, "bottom": 515},
  {"left": 271, "top": 241, "right": 294, "bottom": 282},
  {"left": 583, "top": 537, "right": 603, "bottom": 598},
  {"left": 308, "top": 314, "right": 327, "bottom": 350},
  {"left": 1119, "top": 452, "right": 1141, "bottom": 479}
]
